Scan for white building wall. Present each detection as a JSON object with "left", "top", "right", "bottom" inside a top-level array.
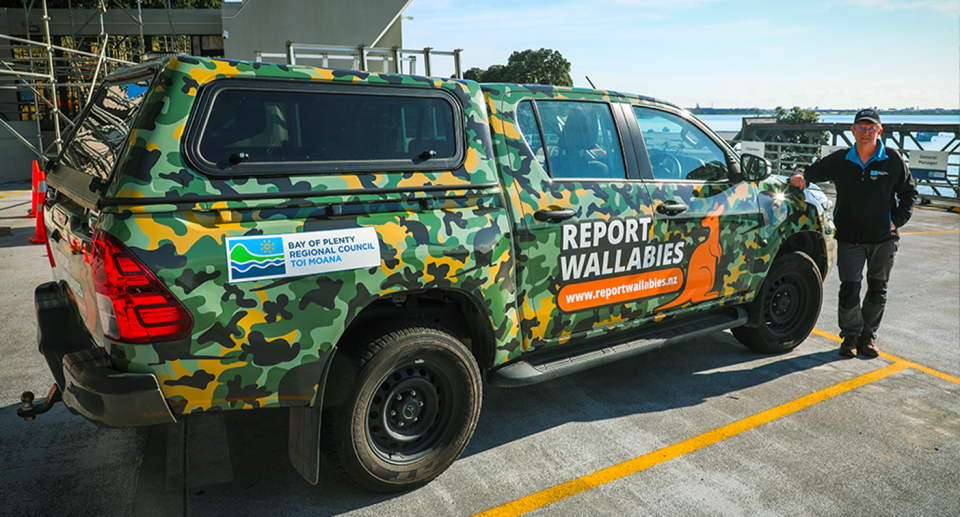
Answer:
[{"left": 221, "top": 0, "right": 410, "bottom": 63}]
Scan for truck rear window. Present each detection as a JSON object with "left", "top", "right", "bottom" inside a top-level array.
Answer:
[
  {"left": 59, "top": 75, "right": 153, "bottom": 179},
  {"left": 188, "top": 81, "right": 463, "bottom": 174}
]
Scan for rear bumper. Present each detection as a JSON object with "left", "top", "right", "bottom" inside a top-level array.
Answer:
[{"left": 35, "top": 281, "right": 176, "bottom": 428}]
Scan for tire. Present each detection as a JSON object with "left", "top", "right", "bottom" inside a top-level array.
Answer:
[
  {"left": 733, "top": 251, "right": 823, "bottom": 354},
  {"left": 321, "top": 325, "right": 482, "bottom": 492}
]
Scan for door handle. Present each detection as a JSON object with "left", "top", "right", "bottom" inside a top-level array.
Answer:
[
  {"left": 534, "top": 208, "right": 576, "bottom": 222},
  {"left": 656, "top": 202, "right": 688, "bottom": 215}
]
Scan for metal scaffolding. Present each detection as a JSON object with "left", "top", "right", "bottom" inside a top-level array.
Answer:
[
  {"left": 0, "top": 0, "right": 179, "bottom": 164},
  {"left": 1, "top": 1, "right": 458, "bottom": 170}
]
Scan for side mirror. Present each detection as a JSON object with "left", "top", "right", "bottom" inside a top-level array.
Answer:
[{"left": 741, "top": 153, "right": 771, "bottom": 182}]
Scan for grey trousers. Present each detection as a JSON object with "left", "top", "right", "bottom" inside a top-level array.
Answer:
[{"left": 836, "top": 239, "right": 899, "bottom": 338}]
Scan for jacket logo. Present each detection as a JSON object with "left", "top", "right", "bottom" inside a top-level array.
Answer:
[{"left": 869, "top": 170, "right": 888, "bottom": 180}]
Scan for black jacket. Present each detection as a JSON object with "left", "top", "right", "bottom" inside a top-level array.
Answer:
[{"left": 801, "top": 143, "right": 918, "bottom": 244}]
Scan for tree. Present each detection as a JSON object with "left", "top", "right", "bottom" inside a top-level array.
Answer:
[
  {"left": 465, "top": 48, "right": 572, "bottom": 87},
  {"left": 774, "top": 106, "right": 829, "bottom": 165},
  {"left": 502, "top": 48, "right": 572, "bottom": 86},
  {"left": 774, "top": 106, "right": 819, "bottom": 126},
  {"left": 463, "top": 67, "right": 484, "bottom": 82}
]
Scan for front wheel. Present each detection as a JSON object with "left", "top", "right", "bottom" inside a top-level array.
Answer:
[
  {"left": 321, "top": 325, "right": 481, "bottom": 492},
  {"left": 733, "top": 251, "right": 823, "bottom": 353}
]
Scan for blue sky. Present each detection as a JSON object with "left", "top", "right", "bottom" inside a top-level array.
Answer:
[{"left": 402, "top": 0, "right": 959, "bottom": 110}]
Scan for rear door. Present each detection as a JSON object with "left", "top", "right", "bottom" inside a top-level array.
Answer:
[{"left": 45, "top": 70, "right": 156, "bottom": 337}]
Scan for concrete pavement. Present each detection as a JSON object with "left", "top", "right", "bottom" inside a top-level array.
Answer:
[{"left": 1, "top": 183, "right": 956, "bottom": 517}]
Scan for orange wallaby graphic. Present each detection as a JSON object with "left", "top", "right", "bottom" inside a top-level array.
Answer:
[{"left": 656, "top": 204, "right": 725, "bottom": 311}]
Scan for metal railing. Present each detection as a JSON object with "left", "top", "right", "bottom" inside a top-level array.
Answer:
[
  {"left": 733, "top": 122, "right": 959, "bottom": 203},
  {"left": 254, "top": 42, "right": 463, "bottom": 79}
]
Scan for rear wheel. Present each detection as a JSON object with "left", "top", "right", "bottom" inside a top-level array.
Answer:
[
  {"left": 733, "top": 251, "right": 822, "bottom": 353},
  {"left": 321, "top": 324, "right": 481, "bottom": 492}
]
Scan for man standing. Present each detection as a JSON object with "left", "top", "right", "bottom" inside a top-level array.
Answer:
[{"left": 789, "top": 109, "right": 918, "bottom": 358}]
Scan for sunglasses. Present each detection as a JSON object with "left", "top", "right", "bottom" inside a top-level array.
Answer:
[{"left": 854, "top": 125, "right": 881, "bottom": 133}]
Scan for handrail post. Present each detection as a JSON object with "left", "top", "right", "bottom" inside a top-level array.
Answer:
[{"left": 357, "top": 44, "right": 367, "bottom": 72}]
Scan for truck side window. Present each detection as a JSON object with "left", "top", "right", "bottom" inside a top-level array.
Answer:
[
  {"left": 633, "top": 107, "right": 729, "bottom": 182},
  {"left": 516, "top": 101, "right": 546, "bottom": 171},
  {"left": 190, "top": 82, "right": 462, "bottom": 174},
  {"left": 517, "top": 100, "right": 627, "bottom": 181}
]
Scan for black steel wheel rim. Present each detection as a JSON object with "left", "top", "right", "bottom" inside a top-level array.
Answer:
[
  {"left": 365, "top": 359, "right": 457, "bottom": 465},
  {"left": 763, "top": 272, "right": 806, "bottom": 336}
]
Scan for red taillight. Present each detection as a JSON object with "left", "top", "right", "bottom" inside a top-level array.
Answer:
[{"left": 91, "top": 230, "right": 193, "bottom": 343}]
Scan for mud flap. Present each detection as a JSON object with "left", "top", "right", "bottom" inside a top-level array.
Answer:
[{"left": 288, "top": 403, "right": 322, "bottom": 485}]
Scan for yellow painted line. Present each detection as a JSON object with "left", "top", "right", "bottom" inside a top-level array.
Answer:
[
  {"left": 878, "top": 352, "right": 960, "bottom": 385},
  {"left": 916, "top": 205, "right": 960, "bottom": 213},
  {"left": 810, "top": 328, "right": 843, "bottom": 342},
  {"left": 476, "top": 327, "right": 958, "bottom": 516},
  {"left": 0, "top": 190, "right": 30, "bottom": 198},
  {"left": 474, "top": 361, "right": 910, "bottom": 517},
  {"left": 811, "top": 328, "right": 959, "bottom": 385},
  {"left": 898, "top": 230, "right": 959, "bottom": 235}
]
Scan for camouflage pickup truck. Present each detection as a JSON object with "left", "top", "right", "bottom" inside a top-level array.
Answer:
[{"left": 20, "top": 56, "right": 834, "bottom": 492}]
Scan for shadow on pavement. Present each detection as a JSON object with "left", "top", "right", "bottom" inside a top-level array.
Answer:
[{"left": 120, "top": 334, "right": 845, "bottom": 516}]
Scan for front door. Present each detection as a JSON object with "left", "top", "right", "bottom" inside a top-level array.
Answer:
[{"left": 628, "top": 105, "right": 763, "bottom": 312}]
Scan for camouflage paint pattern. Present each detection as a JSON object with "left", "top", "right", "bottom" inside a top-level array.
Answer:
[
  {"left": 483, "top": 84, "right": 833, "bottom": 357},
  {"left": 46, "top": 56, "right": 832, "bottom": 417},
  {"left": 50, "top": 57, "right": 519, "bottom": 414}
]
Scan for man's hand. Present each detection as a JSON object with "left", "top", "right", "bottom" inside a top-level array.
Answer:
[{"left": 789, "top": 174, "right": 807, "bottom": 189}]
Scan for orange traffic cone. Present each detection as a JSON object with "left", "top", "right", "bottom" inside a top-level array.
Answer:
[
  {"left": 27, "top": 160, "right": 39, "bottom": 219},
  {"left": 29, "top": 166, "right": 47, "bottom": 244}
]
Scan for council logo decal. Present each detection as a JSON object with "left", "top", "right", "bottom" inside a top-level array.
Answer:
[
  {"left": 225, "top": 227, "right": 381, "bottom": 284},
  {"left": 228, "top": 236, "right": 286, "bottom": 281}
]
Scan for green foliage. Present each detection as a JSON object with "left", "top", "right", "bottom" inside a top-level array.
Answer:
[
  {"left": 466, "top": 48, "right": 572, "bottom": 87},
  {"left": 463, "top": 67, "right": 484, "bottom": 82},
  {"left": 774, "top": 106, "right": 820, "bottom": 126},
  {"left": 774, "top": 106, "right": 829, "bottom": 164}
]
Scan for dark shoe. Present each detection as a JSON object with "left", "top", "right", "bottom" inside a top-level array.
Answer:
[
  {"left": 857, "top": 334, "right": 879, "bottom": 358},
  {"left": 839, "top": 336, "right": 858, "bottom": 357}
]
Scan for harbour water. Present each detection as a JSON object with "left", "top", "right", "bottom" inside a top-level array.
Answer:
[{"left": 695, "top": 114, "right": 958, "bottom": 134}]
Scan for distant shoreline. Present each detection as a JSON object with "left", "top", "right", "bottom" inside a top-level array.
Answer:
[{"left": 687, "top": 108, "right": 959, "bottom": 116}]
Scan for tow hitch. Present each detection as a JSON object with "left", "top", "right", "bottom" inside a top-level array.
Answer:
[{"left": 18, "top": 384, "right": 62, "bottom": 421}]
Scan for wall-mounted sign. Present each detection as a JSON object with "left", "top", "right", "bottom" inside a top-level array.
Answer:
[
  {"left": 741, "top": 141, "right": 765, "bottom": 157},
  {"left": 821, "top": 145, "right": 845, "bottom": 158},
  {"left": 910, "top": 151, "right": 949, "bottom": 180}
]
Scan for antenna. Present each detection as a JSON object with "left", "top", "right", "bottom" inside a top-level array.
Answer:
[{"left": 585, "top": 76, "right": 597, "bottom": 89}]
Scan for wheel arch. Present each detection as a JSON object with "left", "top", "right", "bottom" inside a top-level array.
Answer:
[
  {"left": 334, "top": 288, "right": 496, "bottom": 378},
  {"left": 743, "top": 231, "right": 827, "bottom": 329},
  {"left": 774, "top": 230, "right": 829, "bottom": 280}
]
